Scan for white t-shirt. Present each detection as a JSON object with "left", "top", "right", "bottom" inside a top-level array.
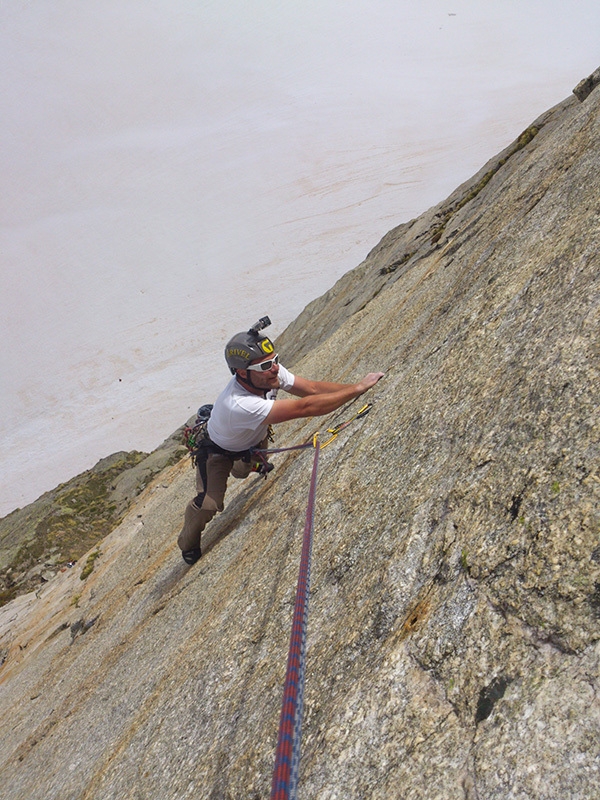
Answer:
[{"left": 207, "top": 365, "right": 295, "bottom": 451}]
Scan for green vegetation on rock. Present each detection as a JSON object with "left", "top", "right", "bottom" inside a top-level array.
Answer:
[
  {"left": 0, "top": 431, "right": 188, "bottom": 606},
  {"left": 79, "top": 549, "right": 102, "bottom": 581}
]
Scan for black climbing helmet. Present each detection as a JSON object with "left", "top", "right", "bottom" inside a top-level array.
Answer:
[{"left": 225, "top": 316, "right": 275, "bottom": 374}]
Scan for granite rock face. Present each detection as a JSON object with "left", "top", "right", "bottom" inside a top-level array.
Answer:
[
  {"left": 0, "top": 75, "right": 599, "bottom": 799},
  {"left": 573, "top": 66, "right": 600, "bottom": 102}
]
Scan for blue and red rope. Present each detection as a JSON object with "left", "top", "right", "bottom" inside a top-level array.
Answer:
[{"left": 271, "top": 440, "right": 320, "bottom": 800}]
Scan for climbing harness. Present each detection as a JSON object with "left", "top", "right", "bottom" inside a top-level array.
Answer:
[
  {"left": 182, "top": 404, "right": 214, "bottom": 457},
  {"left": 271, "top": 437, "right": 320, "bottom": 800}
]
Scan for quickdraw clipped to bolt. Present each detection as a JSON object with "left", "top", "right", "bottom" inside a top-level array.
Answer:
[{"left": 320, "top": 402, "right": 372, "bottom": 449}]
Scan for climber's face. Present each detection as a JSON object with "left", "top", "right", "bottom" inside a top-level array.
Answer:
[{"left": 240, "top": 352, "right": 280, "bottom": 390}]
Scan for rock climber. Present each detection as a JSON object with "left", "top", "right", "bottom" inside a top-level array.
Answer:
[{"left": 177, "top": 316, "right": 384, "bottom": 564}]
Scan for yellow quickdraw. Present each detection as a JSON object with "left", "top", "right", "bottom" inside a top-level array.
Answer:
[{"left": 320, "top": 403, "right": 372, "bottom": 449}]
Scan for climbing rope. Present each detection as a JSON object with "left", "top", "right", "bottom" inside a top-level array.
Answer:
[
  {"left": 184, "top": 388, "right": 373, "bottom": 800},
  {"left": 268, "top": 405, "right": 372, "bottom": 798},
  {"left": 271, "top": 437, "right": 320, "bottom": 800}
]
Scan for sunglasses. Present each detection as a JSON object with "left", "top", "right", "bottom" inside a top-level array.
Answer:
[{"left": 246, "top": 354, "right": 279, "bottom": 372}]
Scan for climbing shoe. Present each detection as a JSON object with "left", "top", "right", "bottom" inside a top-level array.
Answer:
[
  {"left": 182, "top": 547, "right": 202, "bottom": 565},
  {"left": 251, "top": 460, "right": 274, "bottom": 476}
]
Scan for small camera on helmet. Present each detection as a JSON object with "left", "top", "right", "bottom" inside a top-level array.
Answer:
[{"left": 248, "top": 316, "right": 271, "bottom": 335}]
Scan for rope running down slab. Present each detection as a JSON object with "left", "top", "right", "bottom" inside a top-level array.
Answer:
[
  {"left": 266, "top": 405, "right": 372, "bottom": 796},
  {"left": 270, "top": 439, "right": 320, "bottom": 800}
]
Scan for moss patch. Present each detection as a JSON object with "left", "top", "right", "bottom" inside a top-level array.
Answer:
[
  {"left": 80, "top": 549, "right": 102, "bottom": 581},
  {"left": 0, "top": 450, "right": 149, "bottom": 606},
  {"left": 430, "top": 125, "right": 540, "bottom": 244}
]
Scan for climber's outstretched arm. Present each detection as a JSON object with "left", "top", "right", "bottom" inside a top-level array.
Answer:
[{"left": 265, "top": 372, "right": 384, "bottom": 425}]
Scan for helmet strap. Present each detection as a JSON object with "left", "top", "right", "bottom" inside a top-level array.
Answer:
[{"left": 235, "top": 371, "right": 268, "bottom": 398}]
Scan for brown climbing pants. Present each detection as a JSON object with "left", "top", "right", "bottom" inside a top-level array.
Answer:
[{"left": 177, "top": 449, "right": 258, "bottom": 553}]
